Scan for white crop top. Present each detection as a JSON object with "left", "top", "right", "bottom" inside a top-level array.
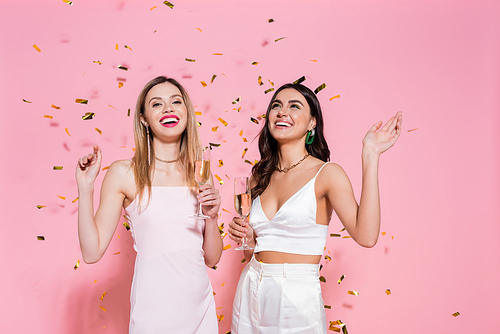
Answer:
[{"left": 249, "top": 163, "right": 330, "bottom": 256}]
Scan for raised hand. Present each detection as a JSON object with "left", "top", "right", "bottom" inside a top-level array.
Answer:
[
  {"left": 198, "top": 183, "right": 221, "bottom": 219},
  {"left": 362, "top": 111, "right": 403, "bottom": 155},
  {"left": 76, "top": 145, "right": 102, "bottom": 186}
]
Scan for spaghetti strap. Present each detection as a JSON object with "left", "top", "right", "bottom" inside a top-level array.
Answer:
[{"left": 313, "top": 162, "right": 330, "bottom": 179}]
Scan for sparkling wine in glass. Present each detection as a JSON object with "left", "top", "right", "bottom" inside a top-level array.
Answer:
[
  {"left": 234, "top": 177, "right": 254, "bottom": 250},
  {"left": 190, "top": 145, "right": 211, "bottom": 219}
]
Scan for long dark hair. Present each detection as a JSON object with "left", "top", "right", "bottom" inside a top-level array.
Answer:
[{"left": 251, "top": 83, "right": 330, "bottom": 199}]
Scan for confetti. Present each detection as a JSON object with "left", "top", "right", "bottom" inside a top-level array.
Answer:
[
  {"left": 218, "top": 159, "right": 223, "bottom": 167},
  {"left": 211, "top": 126, "right": 219, "bottom": 132},
  {"left": 293, "top": 76, "right": 306, "bottom": 85},
  {"left": 268, "top": 80, "right": 274, "bottom": 86},
  {"left": 212, "top": 53, "right": 223, "bottom": 56},
  {"left": 217, "top": 314, "right": 224, "bottom": 322},
  {"left": 234, "top": 106, "right": 242, "bottom": 112},
  {"left": 75, "top": 98, "right": 88, "bottom": 104},
  {"left": 231, "top": 97, "right": 241, "bottom": 104},
  {"left": 211, "top": 74, "right": 217, "bottom": 83},
  {"left": 339, "top": 228, "right": 346, "bottom": 232},
  {"left": 99, "top": 306, "right": 107, "bottom": 312},
  {"left": 338, "top": 275, "right": 346, "bottom": 284},
  {"left": 241, "top": 258, "right": 247, "bottom": 263},
  {"left": 452, "top": 312, "right": 460, "bottom": 317},
  {"left": 221, "top": 282, "right": 225, "bottom": 287},
  {"left": 324, "top": 305, "right": 331, "bottom": 309},
  {"left": 310, "top": 59, "right": 318, "bottom": 62},
  {"left": 36, "top": 205, "right": 46, "bottom": 209},
  {"left": 118, "top": 65, "right": 129, "bottom": 71},
  {"left": 211, "top": 266, "right": 217, "bottom": 270},
  {"left": 22, "top": 99, "right": 32, "bottom": 103},
  {"left": 218, "top": 118, "right": 228, "bottom": 126},
  {"left": 63, "top": 0, "right": 73, "bottom": 5},
  {"left": 195, "top": 111, "right": 202, "bottom": 116},
  {"left": 100, "top": 292, "right": 107, "bottom": 301},
  {"left": 223, "top": 244, "right": 232, "bottom": 250},
  {"left": 102, "top": 166, "right": 109, "bottom": 170},
  {"left": 53, "top": 166, "right": 63, "bottom": 170},
  {"left": 112, "top": 252, "right": 121, "bottom": 255},
  {"left": 242, "top": 148, "right": 248, "bottom": 159},
  {"left": 127, "top": 109, "right": 131, "bottom": 117},
  {"left": 330, "top": 233, "right": 341, "bottom": 237},
  {"left": 314, "top": 83, "right": 326, "bottom": 94},
  {"left": 268, "top": 18, "right": 274, "bottom": 23},
  {"left": 251, "top": 61, "right": 259, "bottom": 65},
  {"left": 185, "top": 58, "right": 196, "bottom": 62},
  {"left": 82, "top": 112, "right": 95, "bottom": 120},
  {"left": 74, "top": 260, "right": 80, "bottom": 270},
  {"left": 347, "top": 290, "right": 359, "bottom": 296},
  {"left": 196, "top": 28, "right": 203, "bottom": 32},
  {"left": 115, "top": 44, "right": 119, "bottom": 50},
  {"left": 95, "top": 128, "right": 102, "bottom": 135},
  {"left": 200, "top": 81, "right": 207, "bottom": 87},
  {"left": 57, "top": 196, "right": 66, "bottom": 200},
  {"left": 319, "top": 276, "right": 326, "bottom": 283},
  {"left": 123, "top": 221, "right": 130, "bottom": 230},
  {"left": 330, "top": 95, "right": 340, "bottom": 101},
  {"left": 264, "top": 88, "right": 275, "bottom": 94},
  {"left": 343, "top": 236, "right": 352, "bottom": 239},
  {"left": 274, "top": 37, "right": 286, "bottom": 42},
  {"left": 33, "top": 44, "right": 41, "bottom": 52},
  {"left": 150, "top": 5, "right": 157, "bottom": 10},
  {"left": 92, "top": 60, "right": 102, "bottom": 65},
  {"left": 215, "top": 175, "right": 223, "bottom": 185},
  {"left": 108, "top": 105, "right": 116, "bottom": 109},
  {"left": 37, "top": 236, "right": 45, "bottom": 241},
  {"left": 72, "top": 197, "right": 79, "bottom": 203},
  {"left": 163, "top": 1, "right": 174, "bottom": 9},
  {"left": 124, "top": 45, "right": 133, "bottom": 51},
  {"left": 209, "top": 143, "right": 221, "bottom": 147},
  {"left": 258, "top": 76, "right": 263, "bottom": 86},
  {"left": 381, "top": 232, "right": 387, "bottom": 236},
  {"left": 325, "top": 255, "right": 332, "bottom": 262},
  {"left": 118, "top": 82, "right": 124, "bottom": 88},
  {"left": 43, "top": 115, "right": 53, "bottom": 119},
  {"left": 407, "top": 128, "right": 418, "bottom": 132},
  {"left": 51, "top": 104, "right": 61, "bottom": 109},
  {"left": 385, "top": 289, "right": 391, "bottom": 295}
]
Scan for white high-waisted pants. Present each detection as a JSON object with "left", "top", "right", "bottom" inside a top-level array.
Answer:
[{"left": 231, "top": 256, "right": 327, "bottom": 334}]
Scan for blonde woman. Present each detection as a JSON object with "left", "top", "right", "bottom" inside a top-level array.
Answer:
[{"left": 76, "top": 76, "right": 222, "bottom": 333}]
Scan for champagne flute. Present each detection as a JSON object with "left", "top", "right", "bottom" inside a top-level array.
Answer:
[
  {"left": 234, "top": 176, "right": 254, "bottom": 250},
  {"left": 190, "top": 145, "right": 211, "bottom": 219}
]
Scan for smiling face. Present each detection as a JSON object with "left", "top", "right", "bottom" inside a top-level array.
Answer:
[
  {"left": 141, "top": 82, "right": 188, "bottom": 142},
  {"left": 268, "top": 88, "right": 316, "bottom": 144}
]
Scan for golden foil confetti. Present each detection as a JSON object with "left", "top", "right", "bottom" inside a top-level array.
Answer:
[
  {"left": 225, "top": 174, "right": 230, "bottom": 180},
  {"left": 112, "top": 252, "right": 121, "bottom": 255},
  {"left": 115, "top": 43, "right": 119, "bottom": 50},
  {"left": 82, "top": 112, "right": 95, "bottom": 120},
  {"left": 239, "top": 130, "right": 244, "bottom": 136},
  {"left": 195, "top": 111, "right": 202, "bottom": 116},
  {"left": 215, "top": 174, "right": 223, "bottom": 185},
  {"left": 74, "top": 260, "right": 80, "bottom": 270},
  {"left": 223, "top": 244, "right": 232, "bottom": 250},
  {"left": 185, "top": 58, "right": 195, "bottom": 62},
  {"left": 268, "top": 80, "right": 274, "bottom": 86},
  {"left": 324, "top": 305, "right": 331, "bottom": 309},
  {"left": 242, "top": 148, "right": 248, "bottom": 159},
  {"left": 310, "top": 59, "right": 318, "bottom": 62},
  {"left": 33, "top": 44, "right": 41, "bottom": 52},
  {"left": 314, "top": 83, "right": 326, "bottom": 94},
  {"left": 57, "top": 196, "right": 66, "bottom": 200},
  {"left": 319, "top": 276, "right": 326, "bottom": 283},
  {"left": 75, "top": 98, "right": 88, "bottom": 104},
  {"left": 43, "top": 115, "right": 53, "bottom": 119},
  {"left": 407, "top": 128, "right": 418, "bottom": 132},
  {"left": 100, "top": 292, "right": 107, "bottom": 301},
  {"left": 241, "top": 258, "right": 247, "bottom": 263},
  {"left": 99, "top": 306, "right": 107, "bottom": 311},
  {"left": 274, "top": 37, "right": 286, "bottom": 42},
  {"left": 231, "top": 97, "right": 241, "bottom": 104},
  {"left": 330, "top": 95, "right": 340, "bottom": 101},
  {"left": 211, "top": 126, "right": 219, "bottom": 132},
  {"left": 200, "top": 81, "right": 208, "bottom": 88},
  {"left": 217, "top": 314, "right": 224, "bottom": 322},
  {"left": 123, "top": 221, "right": 130, "bottom": 230},
  {"left": 93, "top": 60, "right": 102, "bottom": 65},
  {"left": 127, "top": 109, "right": 131, "bottom": 117},
  {"left": 163, "top": 1, "right": 174, "bottom": 9},
  {"left": 37, "top": 236, "right": 45, "bottom": 241},
  {"left": 211, "top": 74, "right": 217, "bottom": 83},
  {"left": 244, "top": 159, "right": 254, "bottom": 165},
  {"left": 150, "top": 5, "right": 157, "bottom": 10},
  {"left": 102, "top": 166, "right": 109, "bottom": 170},
  {"left": 211, "top": 266, "right": 217, "bottom": 270},
  {"left": 343, "top": 236, "right": 352, "bottom": 239},
  {"left": 53, "top": 166, "right": 63, "bottom": 170},
  {"left": 381, "top": 232, "right": 387, "bottom": 236},
  {"left": 95, "top": 128, "right": 102, "bottom": 135},
  {"left": 325, "top": 255, "right": 331, "bottom": 261},
  {"left": 233, "top": 106, "right": 242, "bottom": 112},
  {"left": 293, "top": 76, "right": 306, "bottom": 84},
  {"left": 347, "top": 290, "right": 359, "bottom": 296},
  {"left": 268, "top": 18, "right": 274, "bottom": 23},
  {"left": 338, "top": 275, "right": 346, "bottom": 284},
  {"left": 212, "top": 53, "right": 223, "bottom": 55},
  {"left": 452, "top": 312, "right": 460, "bottom": 317},
  {"left": 385, "top": 289, "right": 391, "bottom": 295},
  {"left": 339, "top": 227, "right": 346, "bottom": 232},
  {"left": 63, "top": 0, "right": 73, "bottom": 5},
  {"left": 118, "top": 65, "right": 129, "bottom": 71},
  {"left": 51, "top": 104, "right": 61, "bottom": 109},
  {"left": 124, "top": 45, "right": 133, "bottom": 51},
  {"left": 257, "top": 76, "right": 263, "bottom": 86},
  {"left": 218, "top": 159, "right": 223, "bottom": 167},
  {"left": 22, "top": 99, "right": 32, "bottom": 103},
  {"left": 196, "top": 28, "right": 203, "bottom": 32},
  {"left": 36, "top": 205, "right": 46, "bottom": 209},
  {"left": 72, "top": 197, "right": 79, "bottom": 203},
  {"left": 251, "top": 61, "right": 259, "bottom": 65},
  {"left": 250, "top": 117, "right": 259, "bottom": 124},
  {"left": 264, "top": 88, "right": 275, "bottom": 94},
  {"left": 221, "top": 282, "right": 225, "bottom": 286},
  {"left": 118, "top": 82, "right": 124, "bottom": 88},
  {"left": 222, "top": 208, "right": 231, "bottom": 214},
  {"left": 330, "top": 233, "right": 341, "bottom": 237},
  {"left": 218, "top": 117, "right": 228, "bottom": 126},
  {"left": 209, "top": 143, "right": 221, "bottom": 147}
]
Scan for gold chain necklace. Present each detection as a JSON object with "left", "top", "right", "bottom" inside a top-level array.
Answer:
[
  {"left": 275, "top": 154, "right": 310, "bottom": 173},
  {"left": 155, "top": 156, "right": 180, "bottom": 163}
]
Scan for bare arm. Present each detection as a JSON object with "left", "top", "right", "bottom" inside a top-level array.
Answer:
[{"left": 199, "top": 176, "right": 223, "bottom": 267}]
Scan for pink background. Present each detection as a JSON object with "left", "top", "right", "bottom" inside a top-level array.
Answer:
[{"left": 1, "top": 1, "right": 499, "bottom": 333}]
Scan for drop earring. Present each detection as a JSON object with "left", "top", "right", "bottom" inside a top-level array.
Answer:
[
  {"left": 305, "top": 128, "right": 315, "bottom": 145},
  {"left": 145, "top": 125, "right": 151, "bottom": 166}
]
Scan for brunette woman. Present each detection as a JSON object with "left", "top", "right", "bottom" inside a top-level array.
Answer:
[
  {"left": 76, "top": 76, "right": 222, "bottom": 333},
  {"left": 228, "top": 83, "right": 402, "bottom": 333}
]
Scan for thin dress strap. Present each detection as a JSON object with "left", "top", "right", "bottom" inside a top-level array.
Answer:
[{"left": 313, "top": 162, "right": 330, "bottom": 179}]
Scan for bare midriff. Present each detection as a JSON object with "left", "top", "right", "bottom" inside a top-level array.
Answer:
[{"left": 255, "top": 251, "right": 322, "bottom": 264}]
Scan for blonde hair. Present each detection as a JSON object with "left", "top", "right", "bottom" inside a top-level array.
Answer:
[{"left": 132, "top": 76, "right": 200, "bottom": 209}]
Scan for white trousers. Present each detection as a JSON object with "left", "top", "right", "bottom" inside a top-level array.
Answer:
[{"left": 231, "top": 257, "right": 327, "bottom": 334}]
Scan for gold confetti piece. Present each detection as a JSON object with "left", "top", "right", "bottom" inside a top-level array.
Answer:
[
  {"left": 211, "top": 126, "right": 218, "bottom": 132},
  {"left": 274, "top": 37, "right": 286, "bottom": 42},
  {"left": 222, "top": 208, "right": 231, "bottom": 214},
  {"left": 338, "top": 275, "right": 346, "bottom": 284},
  {"left": 36, "top": 205, "right": 46, "bottom": 209},
  {"left": 268, "top": 18, "right": 274, "bottom": 23},
  {"left": 319, "top": 276, "right": 326, "bottom": 283},
  {"left": 51, "top": 104, "right": 61, "bottom": 109},
  {"left": 197, "top": 121, "right": 202, "bottom": 127},
  {"left": 325, "top": 255, "right": 332, "bottom": 261},
  {"left": 242, "top": 148, "right": 248, "bottom": 159},
  {"left": 407, "top": 128, "right": 418, "bottom": 132},
  {"left": 211, "top": 74, "right": 217, "bottom": 83},
  {"left": 95, "top": 128, "right": 102, "bottom": 135},
  {"left": 239, "top": 130, "right": 244, "bottom": 136},
  {"left": 127, "top": 109, "right": 131, "bottom": 117},
  {"left": 339, "top": 227, "right": 346, "bottom": 232},
  {"left": 231, "top": 97, "right": 241, "bottom": 104},
  {"left": 124, "top": 45, "right": 133, "bottom": 51},
  {"left": 74, "top": 260, "right": 80, "bottom": 270},
  {"left": 218, "top": 159, "right": 224, "bottom": 167},
  {"left": 33, "top": 44, "right": 41, "bottom": 52},
  {"left": 195, "top": 111, "right": 202, "bottom": 116},
  {"left": 93, "top": 60, "right": 102, "bottom": 65},
  {"left": 117, "top": 235, "right": 120, "bottom": 238},
  {"left": 225, "top": 174, "right": 230, "bottom": 180},
  {"left": 251, "top": 61, "right": 259, "bottom": 65},
  {"left": 123, "top": 221, "right": 130, "bottom": 230},
  {"left": 233, "top": 106, "right": 242, "bottom": 112},
  {"left": 211, "top": 266, "right": 217, "bottom": 270},
  {"left": 381, "top": 232, "right": 387, "bottom": 236},
  {"left": 452, "top": 312, "right": 460, "bottom": 317},
  {"left": 264, "top": 88, "right": 275, "bottom": 94},
  {"left": 241, "top": 258, "right": 247, "bottom": 263},
  {"left": 293, "top": 76, "right": 306, "bottom": 84},
  {"left": 22, "top": 99, "right": 32, "bottom": 103},
  {"left": 57, "top": 195, "right": 66, "bottom": 200},
  {"left": 118, "top": 65, "right": 129, "bottom": 71},
  {"left": 99, "top": 306, "right": 107, "bottom": 311},
  {"left": 215, "top": 174, "right": 223, "bottom": 185},
  {"left": 250, "top": 117, "right": 259, "bottom": 124},
  {"left": 209, "top": 143, "right": 221, "bottom": 147},
  {"left": 330, "top": 233, "right": 341, "bottom": 237},
  {"left": 72, "top": 197, "right": 79, "bottom": 203},
  {"left": 196, "top": 28, "right": 203, "bottom": 32},
  {"left": 112, "top": 252, "right": 121, "bottom": 255},
  {"left": 217, "top": 314, "right": 224, "bottom": 322},
  {"left": 391, "top": 235, "right": 394, "bottom": 239},
  {"left": 63, "top": 0, "right": 73, "bottom": 5},
  {"left": 314, "top": 83, "right": 326, "bottom": 94},
  {"left": 244, "top": 159, "right": 254, "bottom": 165},
  {"left": 108, "top": 104, "right": 116, "bottom": 109},
  {"left": 258, "top": 76, "right": 263, "bottom": 86},
  {"left": 118, "top": 82, "right": 124, "bottom": 88},
  {"left": 43, "top": 115, "right": 53, "bottom": 119},
  {"left": 385, "top": 289, "right": 391, "bottom": 295},
  {"left": 212, "top": 53, "right": 223, "bottom": 55},
  {"left": 311, "top": 59, "right": 318, "bottom": 62},
  {"left": 347, "top": 290, "right": 359, "bottom": 296},
  {"left": 221, "top": 282, "right": 225, "bottom": 286},
  {"left": 218, "top": 117, "right": 228, "bottom": 126},
  {"left": 223, "top": 244, "right": 232, "bottom": 250},
  {"left": 200, "top": 81, "right": 207, "bottom": 87},
  {"left": 115, "top": 44, "right": 119, "bottom": 50},
  {"left": 150, "top": 5, "right": 157, "bottom": 10},
  {"left": 185, "top": 58, "right": 195, "bottom": 62},
  {"left": 163, "top": 1, "right": 174, "bottom": 9},
  {"left": 330, "top": 95, "right": 340, "bottom": 101},
  {"left": 37, "top": 236, "right": 45, "bottom": 241},
  {"left": 102, "top": 166, "right": 109, "bottom": 170},
  {"left": 75, "top": 98, "right": 88, "bottom": 104},
  {"left": 343, "top": 236, "right": 352, "bottom": 239},
  {"left": 53, "top": 166, "right": 63, "bottom": 170},
  {"left": 268, "top": 80, "right": 274, "bottom": 86},
  {"left": 324, "top": 305, "right": 331, "bottom": 309},
  {"left": 100, "top": 292, "right": 107, "bottom": 301},
  {"left": 82, "top": 112, "right": 95, "bottom": 120}
]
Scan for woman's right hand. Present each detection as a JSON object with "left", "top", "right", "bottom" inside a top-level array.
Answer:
[
  {"left": 228, "top": 216, "right": 254, "bottom": 246},
  {"left": 76, "top": 145, "right": 102, "bottom": 187}
]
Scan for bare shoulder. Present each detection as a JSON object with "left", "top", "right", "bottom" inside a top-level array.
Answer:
[
  {"left": 103, "top": 160, "right": 135, "bottom": 192},
  {"left": 107, "top": 159, "right": 133, "bottom": 178},
  {"left": 316, "top": 162, "right": 351, "bottom": 192}
]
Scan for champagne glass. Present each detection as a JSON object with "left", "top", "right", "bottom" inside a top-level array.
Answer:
[
  {"left": 190, "top": 145, "right": 211, "bottom": 219},
  {"left": 234, "top": 177, "right": 254, "bottom": 250}
]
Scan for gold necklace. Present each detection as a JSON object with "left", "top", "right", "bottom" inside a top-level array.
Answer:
[
  {"left": 275, "top": 154, "right": 310, "bottom": 173},
  {"left": 155, "top": 156, "right": 179, "bottom": 163}
]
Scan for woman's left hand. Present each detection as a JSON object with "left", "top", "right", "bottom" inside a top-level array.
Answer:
[
  {"left": 362, "top": 111, "right": 403, "bottom": 155},
  {"left": 198, "top": 183, "right": 221, "bottom": 219}
]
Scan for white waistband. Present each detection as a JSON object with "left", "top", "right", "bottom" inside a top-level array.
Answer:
[{"left": 248, "top": 256, "right": 320, "bottom": 277}]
